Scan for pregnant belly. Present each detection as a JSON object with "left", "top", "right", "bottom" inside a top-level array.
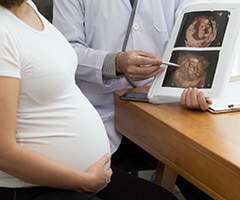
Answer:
[{"left": 19, "top": 132, "right": 111, "bottom": 171}]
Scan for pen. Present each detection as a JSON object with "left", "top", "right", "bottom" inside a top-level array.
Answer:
[{"left": 161, "top": 61, "right": 180, "bottom": 67}]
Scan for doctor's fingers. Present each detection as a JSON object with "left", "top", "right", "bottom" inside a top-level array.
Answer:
[
  {"left": 188, "top": 89, "right": 211, "bottom": 110},
  {"left": 126, "top": 65, "right": 164, "bottom": 81},
  {"left": 122, "top": 51, "right": 161, "bottom": 66},
  {"left": 181, "top": 89, "right": 188, "bottom": 106},
  {"left": 198, "top": 92, "right": 212, "bottom": 111},
  {"left": 182, "top": 88, "right": 201, "bottom": 109}
]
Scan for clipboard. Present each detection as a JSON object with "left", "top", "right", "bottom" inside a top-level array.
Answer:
[
  {"left": 208, "top": 81, "right": 240, "bottom": 113},
  {"left": 208, "top": 104, "right": 240, "bottom": 114}
]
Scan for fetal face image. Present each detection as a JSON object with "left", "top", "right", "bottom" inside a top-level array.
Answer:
[
  {"left": 171, "top": 54, "right": 209, "bottom": 88},
  {"left": 185, "top": 15, "right": 218, "bottom": 47}
]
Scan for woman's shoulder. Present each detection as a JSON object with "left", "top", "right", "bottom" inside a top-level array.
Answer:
[{"left": 0, "top": 6, "right": 19, "bottom": 32}]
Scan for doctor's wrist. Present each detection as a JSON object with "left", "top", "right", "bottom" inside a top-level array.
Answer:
[{"left": 116, "top": 52, "right": 124, "bottom": 75}]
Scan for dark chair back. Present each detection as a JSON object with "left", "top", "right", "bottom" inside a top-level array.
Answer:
[{"left": 32, "top": 0, "right": 53, "bottom": 22}]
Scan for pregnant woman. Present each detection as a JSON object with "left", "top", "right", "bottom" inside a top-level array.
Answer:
[{"left": 0, "top": 1, "right": 177, "bottom": 200}]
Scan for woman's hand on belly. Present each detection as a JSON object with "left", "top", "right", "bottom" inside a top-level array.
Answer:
[{"left": 81, "top": 153, "right": 112, "bottom": 193}]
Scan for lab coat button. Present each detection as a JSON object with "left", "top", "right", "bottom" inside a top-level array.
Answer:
[{"left": 133, "top": 23, "right": 140, "bottom": 30}]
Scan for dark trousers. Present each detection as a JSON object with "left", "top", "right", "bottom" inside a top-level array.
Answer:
[
  {"left": 0, "top": 167, "right": 177, "bottom": 200},
  {"left": 111, "top": 136, "right": 157, "bottom": 172},
  {"left": 0, "top": 187, "right": 100, "bottom": 200}
]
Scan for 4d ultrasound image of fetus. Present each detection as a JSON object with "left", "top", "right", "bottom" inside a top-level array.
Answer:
[
  {"left": 185, "top": 15, "right": 218, "bottom": 47},
  {"left": 172, "top": 54, "right": 209, "bottom": 88}
]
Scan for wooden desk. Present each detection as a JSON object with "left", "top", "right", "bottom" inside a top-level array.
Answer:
[{"left": 114, "top": 86, "right": 240, "bottom": 200}]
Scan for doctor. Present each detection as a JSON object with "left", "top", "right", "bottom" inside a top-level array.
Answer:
[{"left": 52, "top": 1, "right": 214, "bottom": 199}]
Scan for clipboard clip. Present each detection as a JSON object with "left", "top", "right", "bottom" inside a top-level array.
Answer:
[{"left": 228, "top": 104, "right": 240, "bottom": 110}]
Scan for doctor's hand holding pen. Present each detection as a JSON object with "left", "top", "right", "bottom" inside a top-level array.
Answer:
[{"left": 116, "top": 50, "right": 171, "bottom": 82}]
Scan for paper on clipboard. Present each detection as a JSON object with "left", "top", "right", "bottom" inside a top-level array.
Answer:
[{"left": 208, "top": 81, "right": 240, "bottom": 113}]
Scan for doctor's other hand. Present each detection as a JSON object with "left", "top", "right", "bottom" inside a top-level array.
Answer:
[
  {"left": 116, "top": 50, "right": 164, "bottom": 81},
  {"left": 181, "top": 87, "right": 212, "bottom": 111}
]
